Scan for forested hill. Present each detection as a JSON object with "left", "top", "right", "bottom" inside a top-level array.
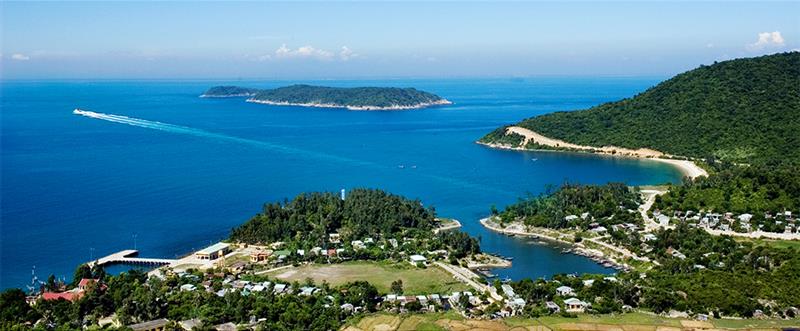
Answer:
[
  {"left": 201, "top": 84, "right": 451, "bottom": 110},
  {"left": 481, "top": 52, "right": 800, "bottom": 164},
  {"left": 229, "top": 189, "right": 436, "bottom": 245}
]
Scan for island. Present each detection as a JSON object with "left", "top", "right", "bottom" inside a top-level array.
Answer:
[{"left": 201, "top": 84, "right": 452, "bottom": 110}]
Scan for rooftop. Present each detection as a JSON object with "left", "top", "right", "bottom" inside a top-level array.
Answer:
[{"left": 197, "top": 242, "right": 230, "bottom": 255}]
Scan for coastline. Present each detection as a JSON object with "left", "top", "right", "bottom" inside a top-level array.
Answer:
[
  {"left": 477, "top": 126, "right": 708, "bottom": 180},
  {"left": 480, "top": 217, "right": 637, "bottom": 270},
  {"left": 245, "top": 98, "right": 453, "bottom": 111}
]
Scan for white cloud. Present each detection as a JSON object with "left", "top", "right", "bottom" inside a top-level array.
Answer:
[
  {"left": 274, "top": 44, "right": 334, "bottom": 60},
  {"left": 339, "top": 46, "right": 359, "bottom": 61},
  {"left": 11, "top": 53, "right": 30, "bottom": 61},
  {"left": 747, "top": 31, "right": 785, "bottom": 51}
]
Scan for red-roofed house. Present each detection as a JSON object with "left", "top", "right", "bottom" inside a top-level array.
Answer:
[
  {"left": 42, "top": 290, "right": 84, "bottom": 302},
  {"left": 78, "top": 278, "right": 99, "bottom": 290}
]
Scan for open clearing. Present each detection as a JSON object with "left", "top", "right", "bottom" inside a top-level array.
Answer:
[
  {"left": 345, "top": 312, "right": 799, "bottom": 331},
  {"left": 265, "top": 261, "right": 469, "bottom": 294}
]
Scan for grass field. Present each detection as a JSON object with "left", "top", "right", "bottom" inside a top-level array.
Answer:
[
  {"left": 345, "top": 312, "right": 799, "bottom": 331},
  {"left": 734, "top": 237, "right": 800, "bottom": 250},
  {"left": 265, "top": 261, "right": 469, "bottom": 294}
]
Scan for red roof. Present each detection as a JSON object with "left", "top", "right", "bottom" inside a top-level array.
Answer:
[
  {"left": 78, "top": 278, "right": 99, "bottom": 288},
  {"left": 42, "top": 290, "right": 84, "bottom": 302}
]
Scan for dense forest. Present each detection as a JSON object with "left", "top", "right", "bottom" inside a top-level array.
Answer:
[
  {"left": 480, "top": 52, "right": 800, "bottom": 164},
  {"left": 654, "top": 163, "right": 800, "bottom": 214},
  {"left": 495, "top": 183, "right": 642, "bottom": 229},
  {"left": 201, "top": 86, "right": 259, "bottom": 97},
  {"left": 229, "top": 189, "right": 436, "bottom": 245},
  {"left": 201, "top": 84, "right": 449, "bottom": 109}
]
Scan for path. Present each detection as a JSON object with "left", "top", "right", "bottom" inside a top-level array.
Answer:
[{"left": 434, "top": 261, "right": 503, "bottom": 302}]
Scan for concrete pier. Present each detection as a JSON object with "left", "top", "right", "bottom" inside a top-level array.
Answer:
[{"left": 88, "top": 250, "right": 176, "bottom": 267}]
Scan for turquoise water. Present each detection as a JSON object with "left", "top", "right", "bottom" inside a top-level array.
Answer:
[{"left": 0, "top": 78, "right": 680, "bottom": 289}]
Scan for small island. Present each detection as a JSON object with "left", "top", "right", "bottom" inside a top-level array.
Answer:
[{"left": 201, "top": 84, "right": 452, "bottom": 110}]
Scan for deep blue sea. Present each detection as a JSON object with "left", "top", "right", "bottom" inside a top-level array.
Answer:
[{"left": 0, "top": 77, "right": 680, "bottom": 289}]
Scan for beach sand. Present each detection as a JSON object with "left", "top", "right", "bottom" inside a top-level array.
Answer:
[{"left": 482, "top": 126, "right": 708, "bottom": 179}]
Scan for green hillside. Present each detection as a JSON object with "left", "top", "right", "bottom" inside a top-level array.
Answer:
[
  {"left": 201, "top": 84, "right": 450, "bottom": 109},
  {"left": 481, "top": 52, "right": 800, "bottom": 164}
]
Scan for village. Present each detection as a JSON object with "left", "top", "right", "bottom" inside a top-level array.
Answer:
[{"left": 30, "top": 218, "right": 603, "bottom": 331}]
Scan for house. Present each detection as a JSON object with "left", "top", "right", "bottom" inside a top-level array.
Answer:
[
  {"left": 179, "top": 319, "right": 202, "bottom": 331},
  {"left": 128, "top": 318, "right": 170, "bottom": 331},
  {"left": 250, "top": 250, "right": 270, "bottom": 263},
  {"left": 364, "top": 237, "right": 375, "bottom": 244},
  {"left": 77, "top": 278, "right": 100, "bottom": 291},
  {"left": 388, "top": 238, "right": 398, "bottom": 248},
  {"left": 328, "top": 233, "right": 341, "bottom": 244},
  {"left": 215, "top": 322, "right": 237, "bottom": 331},
  {"left": 195, "top": 243, "right": 230, "bottom": 260},
  {"left": 603, "top": 276, "right": 617, "bottom": 282},
  {"left": 273, "top": 283, "right": 287, "bottom": 294},
  {"left": 42, "top": 290, "right": 83, "bottom": 302},
  {"left": 299, "top": 286, "right": 318, "bottom": 296},
  {"left": 657, "top": 214, "right": 671, "bottom": 226},
  {"left": 738, "top": 213, "right": 753, "bottom": 222},
  {"left": 556, "top": 285, "right": 575, "bottom": 296},
  {"left": 351, "top": 240, "right": 366, "bottom": 250},
  {"left": 409, "top": 254, "right": 427, "bottom": 265},
  {"left": 582, "top": 279, "right": 595, "bottom": 287},
  {"left": 340, "top": 303, "right": 354, "bottom": 313},
  {"left": 311, "top": 247, "right": 323, "bottom": 255},
  {"left": 643, "top": 233, "right": 657, "bottom": 242},
  {"left": 179, "top": 284, "right": 196, "bottom": 291},
  {"left": 228, "top": 261, "right": 246, "bottom": 273},
  {"left": 296, "top": 249, "right": 305, "bottom": 256},
  {"left": 508, "top": 298, "right": 526, "bottom": 312},
  {"left": 581, "top": 212, "right": 591, "bottom": 220},
  {"left": 590, "top": 226, "right": 607, "bottom": 234},
  {"left": 564, "top": 298, "right": 588, "bottom": 313},
  {"left": 546, "top": 301, "right": 561, "bottom": 312},
  {"left": 565, "top": 215, "right": 579, "bottom": 221},
  {"left": 501, "top": 284, "right": 516, "bottom": 298}
]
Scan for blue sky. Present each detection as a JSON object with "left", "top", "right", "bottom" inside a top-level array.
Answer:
[{"left": 2, "top": 1, "right": 798, "bottom": 79}]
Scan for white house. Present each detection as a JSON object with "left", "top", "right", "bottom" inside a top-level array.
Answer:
[
  {"left": 738, "top": 213, "right": 753, "bottom": 222},
  {"left": 556, "top": 286, "right": 575, "bottom": 296},
  {"left": 501, "top": 284, "right": 516, "bottom": 298},
  {"left": 582, "top": 279, "right": 595, "bottom": 287},
  {"left": 564, "top": 298, "right": 588, "bottom": 313},
  {"left": 409, "top": 254, "right": 427, "bottom": 265}
]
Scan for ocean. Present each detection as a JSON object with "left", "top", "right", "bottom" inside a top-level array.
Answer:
[{"left": 0, "top": 77, "right": 680, "bottom": 289}]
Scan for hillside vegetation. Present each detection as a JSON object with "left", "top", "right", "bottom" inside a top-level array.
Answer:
[
  {"left": 481, "top": 52, "right": 800, "bottom": 164},
  {"left": 202, "top": 84, "right": 450, "bottom": 109}
]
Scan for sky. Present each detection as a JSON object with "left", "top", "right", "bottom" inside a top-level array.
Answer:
[{"left": 1, "top": 1, "right": 798, "bottom": 79}]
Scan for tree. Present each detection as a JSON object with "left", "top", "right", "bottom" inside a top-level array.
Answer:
[{"left": 390, "top": 279, "right": 403, "bottom": 294}]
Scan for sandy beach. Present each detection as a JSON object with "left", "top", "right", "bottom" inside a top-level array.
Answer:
[{"left": 481, "top": 126, "right": 708, "bottom": 179}]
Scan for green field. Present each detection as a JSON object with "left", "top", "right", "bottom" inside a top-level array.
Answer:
[
  {"left": 734, "top": 237, "right": 800, "bottom": 250},
  {"left": 346, "top": 312, "right": 799, "bottom": 331},
  {"left": 265, "top": 261, "right": 469, "bottom": 294}
]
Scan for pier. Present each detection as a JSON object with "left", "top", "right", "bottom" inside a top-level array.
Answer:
[{"left": 88, "top": 250, "right": 176, "bottom": 267}]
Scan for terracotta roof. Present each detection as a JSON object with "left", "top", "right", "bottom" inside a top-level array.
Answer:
[
  {"left": 78, "top": 278, "right": 99, "bottom": 287},
  {"left": 42, "top": 290, "right": 84, "bottom": 302}
]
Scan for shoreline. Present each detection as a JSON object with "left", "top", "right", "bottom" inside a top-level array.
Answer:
[
  {"left": 477, "top": 126, "right": 708, "bottom": 180},
  {"left": 245, "top": 98, "right": 453, "bottom": 111},
  {"left": 480, "top": 217, "right": 634, "bottom": 271}
]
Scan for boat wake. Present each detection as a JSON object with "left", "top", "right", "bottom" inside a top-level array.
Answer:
[
  {"left": 72, "top": 108, "right": 515, "bottom": 196},
  {"left": 72, "top": 109, "right": 367, "bottom": 165}
]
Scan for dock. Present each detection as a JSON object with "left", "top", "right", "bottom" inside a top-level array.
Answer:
[{"left": 88, "top": 250, "right": 176, "bottom": 267}]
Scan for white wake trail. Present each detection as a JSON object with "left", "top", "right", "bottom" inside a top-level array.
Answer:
[
  {"left": 72, "top": 109, "right": 515, "bottom": 197},
  {"left": 73, "top": 109, "right": 367, "bottom": 165}
]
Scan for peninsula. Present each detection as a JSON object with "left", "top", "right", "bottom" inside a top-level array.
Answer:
[{"left": 201, "top": 84, "right": 452, "bottom": 110}]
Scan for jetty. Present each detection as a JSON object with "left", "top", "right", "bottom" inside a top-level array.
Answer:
[{"left": 88, "top": 250, "right": 176, "bottom": 267}]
